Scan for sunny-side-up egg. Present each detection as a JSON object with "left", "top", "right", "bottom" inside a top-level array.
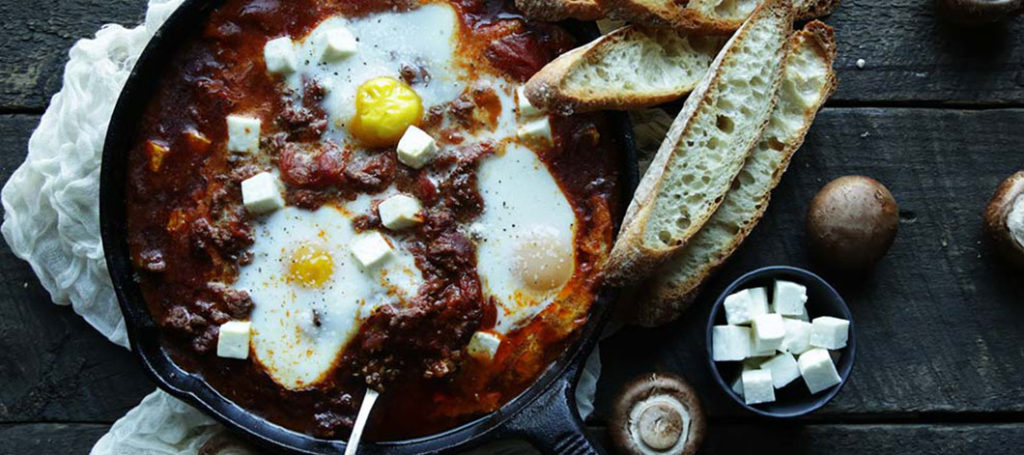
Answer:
[
  {"left": 233, "top": 204, "right": 422, "bottom": 390},
  {"left": 471, "top": 144, "right": 578, "bottom": 333},
  {"left": 277, "top": 3, "right": 467, "bottom": 148},
  {"left": 248, "top": 0, "right": 575, "bottom": 368}
]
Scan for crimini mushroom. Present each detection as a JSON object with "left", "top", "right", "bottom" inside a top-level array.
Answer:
[
  {"left": 983, "top": 171, "right": 1024, "bottom": 268},
  {"left": 609, "top": 373, "right": 705, "bottom": 455},
  {"left": 936, "top": 0, "right": 1024, "bottom": 25},
  {"left": 806, "top": 176, "right": 899, "bottom": 271}
]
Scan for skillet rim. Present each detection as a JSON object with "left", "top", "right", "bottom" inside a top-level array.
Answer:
[{"left": 99, "top": 1, "right": 639, "bottom": 453}]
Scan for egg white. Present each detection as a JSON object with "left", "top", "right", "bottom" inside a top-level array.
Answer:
[{"left": 234, "top": 205, "right": 421, "bottom": 390}]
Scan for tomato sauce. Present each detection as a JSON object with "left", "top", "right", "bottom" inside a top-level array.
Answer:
[{"left": 125, "top": 0, "right": 622, "bottom": 440}]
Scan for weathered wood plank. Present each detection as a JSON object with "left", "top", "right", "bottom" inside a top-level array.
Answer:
[
  {"left": 0, "top": 115, "right": 152, "bottom": 423},
  {"left": 0, "top": 423, "right": 109, "bottom": 455},
  {"left": 827, "top": 0, "right": 1024, "bottom": 105},
  {"left": 596, "top": 107, "right": 1024, "bottom": 420},
  {"left": 1, "top": 0, "right": 1024, "bottom": 111},
  {"left": 6, "top": 422, "right": 1024, "bottom": 455},
  {"left": 0, "top": 0, "right": 145, "bottom": 111}
]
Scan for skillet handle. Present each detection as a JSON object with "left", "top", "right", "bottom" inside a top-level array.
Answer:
[{"left": 500, "top": 371, "right": 606, "bottom": 455}]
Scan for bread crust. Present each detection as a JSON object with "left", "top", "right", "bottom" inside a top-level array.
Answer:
[
  {"left": 629, "top": 21, "right": 838, "bottom": 327},
  {"left": 602, "top": 0, "right": 794, "bottom": 287},
  {"left": 795, "top": 0, "right": 842, "bottom": 20},
  {"left": 515, "top": 0, "right": 605, "bottom": 21},
  {"left": 596, "top": 0, "right": 748, "bottom": 34},
  {"left": 524, "top": 26, "right": 723, "bottom": 114}
]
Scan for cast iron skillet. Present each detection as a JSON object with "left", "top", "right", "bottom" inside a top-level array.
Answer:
[{"left": 100, "top": 1, "right": 638, "bottom": 453}]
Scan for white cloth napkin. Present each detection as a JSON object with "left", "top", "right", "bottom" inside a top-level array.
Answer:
[{"left": 0, "top": 1, "right": 664, "bottom": 452}]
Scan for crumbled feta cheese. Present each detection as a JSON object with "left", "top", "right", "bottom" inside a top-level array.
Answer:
[
  {"left": 773, "top": 280, "right": 808, "bottom": 316},
  {"left": 264, "top": 37, "right": 298, "bottom": 74},
  {"left": 217, "top": 320, "right": 251, "bottom": 360},
  {"left": 241, "top": 172, "right": 285, "bottom": 215},
  {"left": 780, "top": 318, "right": 813, "bottom": 355},
  {"left": 321, "top": 27, "right": 357, "bottom": 61},
  {"left": 752, "top": 313, "right": 786, "bottom": 354},
  {"left": 350, "top": 232, "right": 394, "bottom": 268},
  {"left": 467, "top": 331, "right": 502, "bottom": 360},
  {"left": 741, "top": 369, "right": 775, "bottom": 405},
  {"left": 396, "top": 126, "right": 437, "bottom": 169},
  {"left": 760, "top": 352, "right": 800, "bottom": 388},
  {"left": 226, "top": 115, "right": 261, "bottom": 154},
  {"left": 517, "top": 117, "right": 552, "bottom": 144},
  {"left": 378, "top": 194, "right": 423, "bottom": 230},
  {"left": 810, "top": 316, "right": 850, "bottom": 349},
  {"left": 724, "top": 288, "right": 769, "bottom": 325},
  {"left": 516, "top": 86, "right": 544, "bottom": 118},
  {"left": 798, "top": 348, "right": 842, "bottom": 394},
  {"left": 712, "top": 325, "right": 751, "bottom": 361}
]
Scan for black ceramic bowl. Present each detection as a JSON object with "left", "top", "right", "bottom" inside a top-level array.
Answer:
[{"left": 705, "top": 266, "right": 856, "bottom": 418}]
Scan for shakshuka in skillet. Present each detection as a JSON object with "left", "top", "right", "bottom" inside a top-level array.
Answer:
[{"left": 124, "top": 0, "right": 622, "bottom": 441}]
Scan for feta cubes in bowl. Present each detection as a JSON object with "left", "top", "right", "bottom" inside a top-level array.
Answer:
[{"left": 705, "top": 266, "right": 855, "bottom": 417}]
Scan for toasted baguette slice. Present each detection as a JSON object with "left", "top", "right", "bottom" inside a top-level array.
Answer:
[
  {"left": 597, "top": 0, "right": 763, "bottom": 34},
  {"left": 516, "top": 0, "right": 605, "bottom": 21},
  {"left": 794, "top": 0, "right": 841, "bottom": 20},
  {"left": 631, "top": 21, "right": 838, "bottom": 326},
  {"left": 602, "top": 0, "right": 793, "bottom": 285},
  {"left": 525, "top": 26, "right": 726, "bottom": 114}
]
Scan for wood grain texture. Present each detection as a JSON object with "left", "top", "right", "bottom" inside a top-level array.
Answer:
[
  {"left": 595, "top": 107, "right": 1024, "bottom": 420},
  {"left": 0, "top": 116, "right": 152, "bottom": 423},
  {"left": 1, "top": 0, "right": 1024, "bottom": 111},
  {"left": 0, "top": 0, "right": 145, "bottom": 111},
  {"left": 0, "top": 423, "right": 109, "bottom": 455},
  {"left": 827, "top": 0, "right": 1024, "bottom": 105}
]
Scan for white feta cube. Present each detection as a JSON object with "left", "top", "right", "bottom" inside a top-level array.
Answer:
[
  {"left": 810, "top": 316, "right": 850, "bottom": 349},
  {"left": 241, "top": 172, "right": 284, "bottom": 215},
  {"left": 321, "top": 27, "right": 357, "bottom": 61},
  {"left": 723, "top": 288, "right": 769, "bottom": 325},
  {"left": 396, "top": 126, "right": 437, "bottom": 169},
  {"left": 226, "top": 115, "right": 261, "bottom": 154},
  {"left": 516, "top": 86, "right": 544, "bottom": 118},
  {"left": 712, "top": 325, "right": 751, "bottom": 361},
  {"left": 773, "top": 280, "right": 808, "bottom": 316},
  {"left": 467, "top": 331, "right": 502, "bottom": 360},
  {"left": 784, "top": 304, "right": 810, "bottom": 321},
  {"left": 264, "top": 37, "right": 298, "bottom": 74},
  {"left": 798, "top": 348, "right": 842, "bottom": 394},
  {"left": 752, "top": 313, "right": 786, "bottom": 353},
  {"left": 741, "top": 369, "right": 775, "bottom": 405},
  {"left": 517, "top": 117, "right": 552, "bottom": 144},
  {"left": 780, "top": 318, "right": 813, "bottom": 355},
  {"left": 350, "top": 232, "right": 394, "bottom": 268},
  {"left": 378, "top": 194, "right": 423, "bottom": 230},
  {"left": 760, "top": 352, "right": 800, "bottom": 388},
  {"left": 216, "top": 320, "right": 251, "bottom": 359},
  {"left": 748, "top": 286, "right": 769, "bottom": 313}
]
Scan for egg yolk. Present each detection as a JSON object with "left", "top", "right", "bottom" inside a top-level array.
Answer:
[
  {"left": 287, "top": 243, "right": 334, "bottom": 288},
  {"left": 350, "top": 77, "right": 423, "bottom": 147},
  {"left": 513, "top": 226, "right": 574, "bottom": 292}
]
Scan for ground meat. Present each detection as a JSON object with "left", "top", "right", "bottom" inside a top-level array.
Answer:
[
  {"left": 208, "top": 283, "right": 254, "bottom": 318},
  {"left": 448, "top": 94, "right": 476, "bottom": 127},
  {"left": 343, "top": 152, "right": 396, "bottom": 192},
  {"left": 162, "top": 306, "right": 208, "bottom": 335},
  {"left": 279, "top": 142, "right": 346, "bottom": 188},
  {"left": 191, "top": 325, "right": 219, "bottom": 354},
  {"left": 189, "top": 214, "right": 253, "bottom": 257},
  {"left": 137, "top": 249, "right": 167, "bottom": 272}
]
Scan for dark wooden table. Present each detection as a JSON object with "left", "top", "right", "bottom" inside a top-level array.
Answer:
[{"left": 2, "top": 1, "right": 1023, "bottom": 453}]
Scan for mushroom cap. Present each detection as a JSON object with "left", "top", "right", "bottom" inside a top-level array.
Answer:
[
  {"left": 983, "top": 171, "right": 1024, "bottom": 268},
  {"left": 608, "top": 373, "right": 705, "bottom": 455},
  {"left": 806, "top": 175, "right": 899, "bottom": 271},
  {"left": 936, "top": 0, "right": 1024, "bottom": 25}
]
